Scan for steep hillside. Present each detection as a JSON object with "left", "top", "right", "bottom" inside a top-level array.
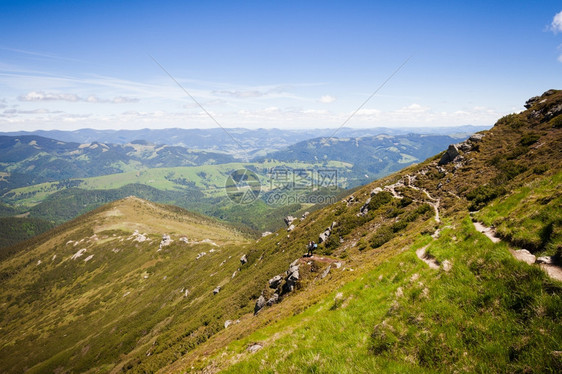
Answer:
[
  {"left": 0, "top": 90, "right": 560, "bottom": 373},
  {"left": 0, "top": 197, "right": 252, "bottom": 373},
  {"left": 159, "top": 89, "right": 561, "bottom": 373}
]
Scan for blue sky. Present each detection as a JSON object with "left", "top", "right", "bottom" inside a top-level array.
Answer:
[{"left": 1, "top": 0, "right": 561, "bottom": 131}]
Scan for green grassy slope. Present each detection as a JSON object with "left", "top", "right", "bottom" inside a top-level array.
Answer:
[
  {"left": 1, "top": 90, "right": 561, "bottom": 373},
  {"left": 159, "top": 90, "right": 562, "bottom": 373}
]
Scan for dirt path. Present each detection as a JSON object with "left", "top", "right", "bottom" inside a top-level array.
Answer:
[
  {"left": 472, "top": 221, "right": 562, "bottom": 282},
  {"left": 415, "top": 245, "right": 440, "bottom": 270},
  {"left": 472, "top": 222, "right": 501, "bottom": 243}
]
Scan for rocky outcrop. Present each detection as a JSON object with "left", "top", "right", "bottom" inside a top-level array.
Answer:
[
  {"left": 438, "top": 144, "right": 460, "bottom": 165},
  {"left": 283, "top": 216, "right": 296, "bottom": 227},
  {"left": 319, "top": 222, "right": 338, "bottom": 243},
  {"left": 359, "top": 197, "right": 371, "bottom": 216},
  {"left": 158, "top": 234, "right": 173, "bottom": 251},
  {"left": 268, "top": 275, "right": 283, "bottom": 289},
  {"left": 247, "top": 343, "right": 263, "bottom": 353},
  {"left": 266, "top": 293, "right": 279, "bottom": 306},
  {"left": 240, "top": 254, "right": 248, "bottom": 265},
  {"left": 254, "top": 295, "right": 266, "bottom": 315}
]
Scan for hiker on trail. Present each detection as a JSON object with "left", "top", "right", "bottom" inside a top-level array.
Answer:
[{"left": 307, "top": 241, "right": 317, "bottom": 257}]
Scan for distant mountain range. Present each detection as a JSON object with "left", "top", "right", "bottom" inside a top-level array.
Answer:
[{"left": 0, "top": 125, "right": 489, "bottom": 155}]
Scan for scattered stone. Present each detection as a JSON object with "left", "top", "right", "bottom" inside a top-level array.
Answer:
[
  {"left": 224, "top": 320, "right": 233, "bottom": 329},
  {"left": 213, "top": 286, "right": 221, "bottom": 295},
  {"left": 261, "top": 231, "right": 272, "bottom": 237},
  {"left": 254, "top": 295, "right": 266, "bottom": 315},
  {"left": 410, "top": 273, "right": 420, "bottom": 282},
  {"left": 240, "top": 254, "right": 248, "bottom": 265},
  {"left": 334, "top": 262, "right": 342, "bottom": 269},
  {"left": 247, "top": 343, "right": 263, "bottom": 353},
  {"left": 266, "top": 293, "right": 279, "bottom": 306},
  {"left": 179, "top": 237, "right": 188, "bottom": 243},
  {"left": 287, "top": 224, "right": 295, "bottom": 232},
  {"left": 196, "top": 252, "right": 206, "bottom": 260},
  {"left": 36, "top": 260, "right": 41, "bottom": 266},
  {"left": 512, "top": 249, "right": 536, "bottom": 265},
  {"left": 268, "top": 275, "right": 283, "bottom": 289},
  {"left": 158, "top": 234, "right": 173, "bottom": 251},
  {"left": 52, "top": 254, "right": 56, "bottom": 261},
  {"left": 395, "top": 287, "right": 404, "bottom": 298},
  {"left": 536, "top": 256, "right": 553, "bottom": 264},
  {"left": 370, "top": 187, "right": 383, "bottom": 195},
  {"left": 131, "top": 230, "right": 147, "bottom": 242},
  {"left": 232, "top": 270, "right": 238, "bottom": 278},
  {"left": 301, "top": 211, "right": 310, "bottom": 220},
  {"left": 359, "top": 197, "right": 371, "bottom": 216},
  {"left": 525, "top": 95, "right": 540, "bottom": 109},
  {"left": 469, "top": 133, "right": 484, "bottom": 142},
  {"left": 320, "top": 265, "right": 332, "bottom": 279},
  {"left": 71, "top": 248, "right": 87, "bottom": 260},
  {"left": 438, "top": 144, "right": 460, "bottom": 165},
  {"left": 84, "top": 254, "right": 94, "bottom": 262},
  {"left": 283, "top": 216, "right": 296, "bottom": 227},
  {"left": 441, "top": 260, "right": 452, "bottom": 272}
]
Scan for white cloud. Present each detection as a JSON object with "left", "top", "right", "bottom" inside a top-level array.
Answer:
[
  {"left": 551, "top": 11, "right": 562, "bottom": 33},
  {"left": 19, "top": 91, "right": 80, "bottom": 102},
  {"left": 319, "top": 95, "right": 336, "bottom": 103},
  {"left": 18, "top": 91, "right": 139, "bottom": 103}
]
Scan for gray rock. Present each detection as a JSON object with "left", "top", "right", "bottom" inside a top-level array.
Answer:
[
  {"left": 525, "top": 96, "right": 540, "bottom": 109},
  {"left": 359, "top": 197, "right": 371, "bottom": 216},
  {"left": 536, "top": 256, "right": 553, "bottom": 264},
  {"left": 469, "top": 133, "right": 484, "bottom": 142},
  {"left": 283, "top": 216, "right": 296, "bottom": 227},
  {"left": 288, "top": 269, "right": 299, "bottom": 282},
  {"left": 370, "top": 187, "right": 383, "bottom": 195},
  {"left": 512, "top": 249, "right": 536, "bottom": 265},
  {"left": 320, "top": 265, "right": 332, "bottom": 279},
  {"left": 240, "top": 254, "right": 248, "bottom": 265},
  {"left": 268, "top": 275, "right": 283, "bottom": 289},
  {"left": 438, "top": 144, "right": 460, "bottom": 165},
  {"left": 247, "top": 343, "right": 263, "bottom": 353},
  {"left": 319, "top": 229, "right": 331, "bottom": 243},
  {"left": 254, "top": 295, "right": 266, "bottom": 315},
  {"left": 266, "top": 293, "right": 279, "bottom": 306}
]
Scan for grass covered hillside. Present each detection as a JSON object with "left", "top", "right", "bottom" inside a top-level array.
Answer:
[{"left": 0, "top": 90, "right": 561, "bottom": 373}]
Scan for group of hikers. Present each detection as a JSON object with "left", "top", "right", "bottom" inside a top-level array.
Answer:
[{"left": 306, "top": 240, "right": 318, "bottom": 257}]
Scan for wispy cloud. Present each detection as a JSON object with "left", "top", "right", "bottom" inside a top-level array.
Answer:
[
  {"left": 18, "top": 91, "right": 139, "bottom": 104},
  {"left": 319, "top": 95, "right": 336, "bottom": 103},
  {"left": 212, "top": 85, "right": 288, "bottom": 98}
]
